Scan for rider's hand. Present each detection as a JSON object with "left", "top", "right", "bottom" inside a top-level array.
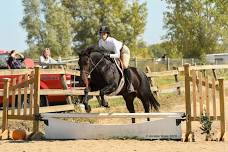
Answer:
[{"left": 104, "top": 53, "right": 110, "bottom": 58}]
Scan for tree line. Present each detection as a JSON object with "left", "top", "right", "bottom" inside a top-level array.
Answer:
[{"left": 21, "top": 0, "right": 228, "bottom": 61}]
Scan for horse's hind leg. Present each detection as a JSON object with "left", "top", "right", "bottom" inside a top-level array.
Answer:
[
  {"left": 137, "top": 95, "right": 150, "bottom": 121},
  {"left": 123, "top": 94, "right": 136, "bottom": 123}
]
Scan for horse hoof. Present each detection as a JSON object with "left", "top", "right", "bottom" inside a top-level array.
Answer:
[
  {"left": 104, "top": 105, "right": 110, "bottom": 108},
  {"left": 85, "top": 105, "right": 91, "bottom": 113},
  {"left": 103, "top": 103, "right": 110, "bottom": 108}
]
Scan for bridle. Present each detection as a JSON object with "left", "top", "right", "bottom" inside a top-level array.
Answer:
[{"left": 81, "top": 54, "right": 105, "bottom": 76}]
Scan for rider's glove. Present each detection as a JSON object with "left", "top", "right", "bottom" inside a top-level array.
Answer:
[{"left": 104, "top": 53, "right": 110, "bottom": 58}]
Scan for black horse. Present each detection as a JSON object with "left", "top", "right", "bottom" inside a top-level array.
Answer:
[{"left": 78, "top": 46, "right": 160, "bottom": 122}]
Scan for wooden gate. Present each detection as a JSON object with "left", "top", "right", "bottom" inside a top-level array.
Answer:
[
  {"left": 1, "top": 67, "right": 40, "bottom": 139},
  {"left": 184, "top": 64, "right": 225, "bottom": 141}
]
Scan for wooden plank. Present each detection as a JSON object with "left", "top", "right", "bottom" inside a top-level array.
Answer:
[
  {"left": 0, "top": 69, "right": 33, "bottom": 75},
  {"left": 190, "top": 116, "right": 221, "bottom": 121},
  {"left": 218, "top": 78, "right": 225, "bottom": 141},
  {"left": 0, "top": 68, "right": 80, "bottom": 77},
  {"left": 0, "top": 88, "right": 32, "bottom": 96},
  {"left": 11, "top": 78, "right": 16, "bottom": 115},
  {"left": 17, "top": 75, "right": 22, "bottom": 116},
  {"left": 205, "top": 76, "right": 210, "bottom": 116},
  {"left": 29, "top": 71, "right": 35, "bottom": 115},
  {"left": 191, "top": 64, "right": 228, "bottom": 70},
  {"left": 39, "top": 89, "right": 100, "bottom": 96},
  {"left": 8, "top": 115, "right": 34, "bottom": 120},
  {"left": 39, "top": 104, "right": 75, "bottom": 113},
  {"left": 145, "top": 66, "right": 158, "bottom": 94},
  {"left": 23, "top": 74, "right": 28, "bottom": 116},
  {"left": 1, "top": 87, "right": 100, "bottom": 96},
  {"left": 0, "top": 129, "right": 9, "bottom": 140},
  {"left": 1, "top": 79, "right": 10, "bottom": 138},
  {"left": 198, "top": 72, "right": 203, "bottom": 115},
  {"left": 146, "top": 70, "right": 179, "bottom": 77},
  {"left": 192, "top": 70, "right": 197, "bottom": 119},
  {"left": 40, "top": 69, "right": 65, "bottom": 75},
  {"left": 178, "top": 64, "right": 228, "bottom": 72},
  {"left": 33, "top": 67, "right": 40, "bottom": 133},
  {"left": 184, "top": 64, "right": 192, "bottom": 141},
  {"left": 212, "top": 78, "right": 217, "bottom": 120}
]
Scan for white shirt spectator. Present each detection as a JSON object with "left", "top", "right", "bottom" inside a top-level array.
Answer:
[
  {"left": 98, "top": 36, "right": 123, "bottom": 58},
  {"left": 39, "top": 56, "right": 57, "bottom": 68}
]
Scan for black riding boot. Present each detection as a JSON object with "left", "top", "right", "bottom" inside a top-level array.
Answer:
[{"left": 124, "top": 68, "right": 136, "bottom": 94}]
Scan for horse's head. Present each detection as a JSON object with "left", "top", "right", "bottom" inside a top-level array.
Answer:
[
  {"left": 78, "top": 50, "right": 91, "bottom": 88},
  {"left": 78, "top": 45, "right": 105, "bottom": 88}
]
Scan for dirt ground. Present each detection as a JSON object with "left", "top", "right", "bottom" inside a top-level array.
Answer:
[{"left": 0, "top": 94, "right": 228, "bottom": 152}]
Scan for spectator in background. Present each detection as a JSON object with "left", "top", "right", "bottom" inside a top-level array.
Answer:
[
  {"left": 7, "top": 50, "right": 25, "bottom": 69},
  {"left": 39, "top": 48, "right": 57, "bottom": 68}
]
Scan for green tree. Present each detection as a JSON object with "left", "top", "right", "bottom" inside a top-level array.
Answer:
[
  {"left": 21, "top": 0, "right": 44, "bottom": 58},
  {"left": 163, "top": 0, "right": 228, "bottom": 59},
  {"left": 62, "top": 0, "right": 147, "bottom": 55},
  {"left": 21, "top": 0, "right": 73, "bottom": 58},
  {"left": 148, "top": 41, "right": 181, "bottom": 58},
  {"left": 21, "top": 0, "right": 147, "bottom": 57},
  {"left": 42, "top": 0, "right": 73, "bottom": 57}
]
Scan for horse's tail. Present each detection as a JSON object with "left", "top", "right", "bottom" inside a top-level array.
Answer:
[
  {"left": 148, "top": 89, "right": 160, "bottom": 111},
  {"left": 141, "top": 71, "right": 160, "bottom": 111}
]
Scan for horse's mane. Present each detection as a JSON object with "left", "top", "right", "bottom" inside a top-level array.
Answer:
[{"left": 80, "top": 45, "right": 114, "bottom": 56}]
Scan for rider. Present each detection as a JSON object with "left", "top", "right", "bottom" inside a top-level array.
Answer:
[{"left": 98, "top": 25, "right": 135, "bottom": 93}]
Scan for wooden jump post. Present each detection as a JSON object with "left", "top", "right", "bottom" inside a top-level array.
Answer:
[{"left": 184, "top": 64, "right": 225, "bottom": 141}]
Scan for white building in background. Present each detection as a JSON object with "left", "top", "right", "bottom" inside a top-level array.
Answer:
[{"left": 206, "top": 53, "right": 228, "bottom": 64}]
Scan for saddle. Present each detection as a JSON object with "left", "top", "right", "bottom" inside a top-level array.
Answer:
[{"left": 108, "top": 58, "right": 125, "bottom": 96}]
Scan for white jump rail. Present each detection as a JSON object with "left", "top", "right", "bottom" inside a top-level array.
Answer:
[
  {"left": 41, "top": 112, "right": 185, "bottom": 140},
  {"left": 41, "top": 112, "right": 184, "bottom": 119}
]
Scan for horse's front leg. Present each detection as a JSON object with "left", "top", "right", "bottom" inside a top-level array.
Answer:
[
  {"left": 99, "top": 83, "right": 117, "bottom": 108},
  {"left": 83, "top": 87, "right": 91, "bottom": 113}
]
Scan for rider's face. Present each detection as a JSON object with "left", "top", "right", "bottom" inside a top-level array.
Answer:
[{"left": 100, "top": 32, "right": 108, "bottom": 40}]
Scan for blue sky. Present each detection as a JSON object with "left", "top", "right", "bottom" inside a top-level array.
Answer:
[{"left": 0, "top": 0, "right": 167, "bottom": 51}]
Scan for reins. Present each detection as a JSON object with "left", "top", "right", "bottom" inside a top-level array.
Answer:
[{"left": 88, "top": 55, "right": 104, "bottom": 75}]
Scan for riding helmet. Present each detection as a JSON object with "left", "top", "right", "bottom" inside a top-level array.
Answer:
[{"left": 99, "top": 26, "right": 110, "bottom": 34}]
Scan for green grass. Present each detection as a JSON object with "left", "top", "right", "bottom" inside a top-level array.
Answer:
[
  {"left": 153, "top": 75, "right": 184, "bottom": 88},
  {"left": 89, "top": 97, "right": 125, "bottom": 109}
]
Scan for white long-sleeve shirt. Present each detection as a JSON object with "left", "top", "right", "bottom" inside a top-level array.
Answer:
[
  {"left": 98, "top": 37, "right": 123, "bottom": 58},
  {"left": 39, "top": 56, "right": 57, "bottom": 68}
]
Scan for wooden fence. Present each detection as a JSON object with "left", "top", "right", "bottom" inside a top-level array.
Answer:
[
  {"left": 146, "top": 66, "right": 181, "bottom": 95},
  {"left": 0, "top": 64, "right": 226, "bottom": 140},
  {"left": 0, "top": 67, "right": 99, "bottom": 139},
  {"left": 184, "top": 64, "right": 225, "bottom": 141}
]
